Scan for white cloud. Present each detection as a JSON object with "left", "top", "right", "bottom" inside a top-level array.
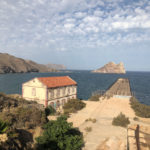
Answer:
[
  {"left": 0, "top": 0, "right": 150, "bottom": 53},
  {"left": 75, "top": 12, "right": 87, "bottom": 18},
  {"left": 64, "top": 23, "right": 75, "bottom": 29}
]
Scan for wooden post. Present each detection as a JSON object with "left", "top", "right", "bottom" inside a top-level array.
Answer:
[{"left": 135, "top": 125, "right": 140, "bottom": 150}]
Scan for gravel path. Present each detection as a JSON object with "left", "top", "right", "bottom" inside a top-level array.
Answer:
[{"left": 68, "top": 97, "right": 136, "bottom": 150}]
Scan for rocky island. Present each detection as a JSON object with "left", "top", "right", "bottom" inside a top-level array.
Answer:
[
  {"left": 0, "top": 53, "right": 57, "bottom": 73},
  {"left": 92, "top": 62, "right": 126, "bottom": 74}
]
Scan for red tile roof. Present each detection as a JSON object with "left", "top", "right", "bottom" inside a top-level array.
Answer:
[{"left": 38, "top": 76, "right": 77, "bottom": 88}]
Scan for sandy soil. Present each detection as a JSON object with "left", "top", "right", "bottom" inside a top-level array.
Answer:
[{"left": 68, "top": 97, "right": 136, "bottom": 150}]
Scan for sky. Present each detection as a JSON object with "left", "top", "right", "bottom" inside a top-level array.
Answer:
[{"left": 0, "top": 0, "right": 150, "bottom": 71}]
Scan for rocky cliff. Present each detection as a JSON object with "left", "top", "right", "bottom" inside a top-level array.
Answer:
[
  {"left": 92, "top": 62, "right": 126, "bottom": 74},
  {"left": 0, "top": 53, "right": 57, "bottom": 73}
]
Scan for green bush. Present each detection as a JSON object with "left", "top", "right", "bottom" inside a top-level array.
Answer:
[
  {"left": 85, "top": 118, "right": 97, "bottom": 123},
  {"left": 36, "top": 115, "right": 84, "bottom": 150},
  {"left": 45, "top": 105, "right": 56, "bottom": 116},
  {"left": 89, "top": 94, "right": 101, "bottom": 101},
  {"left": 63, "top": 99, "right": 86, "bottom": 114},
  {"left": 0, "top": 120, "right": 8, "bottom": 134},
  {"left": 84, "top": 127, "right": 92, "bottom": 132},
  {"left": 112, "top": 113, "right": 130, "bottom": 127},
  {"left": 133, "top": 117, "right": 139, "bottom": 121},
  {"left": 130, "top": 97, "right": 150, "bottom": 118},
  {"left": 0, "top": 106, "right": 47, "bottom": 129},
  {"left": 92, "top": 118, "right": 97, "bottom": 123}
]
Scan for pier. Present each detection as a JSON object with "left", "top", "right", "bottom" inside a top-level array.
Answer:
[{"left": 105, "top": 78, "right": 132, "bottom": 98}]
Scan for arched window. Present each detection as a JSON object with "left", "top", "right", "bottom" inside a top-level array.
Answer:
[
  {"left": 50, "top": 102, "right": 54, "bottom": 108},
  {"left": 56, "top": 100, "right": 60, "bottom": 108}
]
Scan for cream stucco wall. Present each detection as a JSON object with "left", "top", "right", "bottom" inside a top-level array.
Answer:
[
  {"left": 47, "top": 85, "right": 77, "bottom": 100},
  {"left": 22, "top": 78, "right": 47, "bottom": 105},
  {"left": 47, "top": 85, "right": 77, "bottom": 109},
  {"left": 22, "top": 78, "right": 77, "bottom": 108}
]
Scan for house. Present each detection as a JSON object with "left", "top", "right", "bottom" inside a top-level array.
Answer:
[{"left": 22, "top": 76, "right": 77, "bottom": 108}]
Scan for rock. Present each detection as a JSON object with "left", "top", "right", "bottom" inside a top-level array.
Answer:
[
  {"left": 0, "top": 129, "right": 34, "bottom": 150},
  {"left": 92, "top": 62, "right": 126, "bottom": 74},
  {"left": 33, "top": 126, "right": 43, "bottom": 143},
  {"left": 47, "top": 115, "right": 58, "bottom": 121},
  {"left": 0, "top": 134, "right": 8, "bottom": 143},
  {"left": 0, "top": 53, "right": 57, "bottom": 74}
]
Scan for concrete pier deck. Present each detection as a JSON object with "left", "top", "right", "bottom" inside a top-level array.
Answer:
[{"left": 105, "top": 78, "right": 132, "bottom": 97}]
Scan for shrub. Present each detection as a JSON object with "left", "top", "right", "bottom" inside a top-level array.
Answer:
[
  {"left": 45, "top": 105, "right": 56, "bottom": 116},
  {"left": 63, "top": 99, "right": 86, "bottom": 114},
  {"left": 92, "top": 118, "right": 97, "bottom": 123},
  {"left": 133, "top": 117, "right": 139, "bottom": 121},
  {"left": 89, "top": 94, "right": 101, "bottom": 101},
  {"left": 130, "top": 97, "right": 150, "bottom": 118},
  {"left": 36, "top": 115, "right": 84, "bottom": 150},
  {"left": 84, "top": 127, "right": 92, "bottom": 132},
  {"left": 112, "top": 113, "right": 130, "bottom": 127},
  {"left": 0, "top": 106, "right": 47, "bottom": 129},
  {"left": 85, "top": 118, "right": 97, "bottom": 123},
  {"left": 0, "top": 120, "right": 8, "bottom": 134}
]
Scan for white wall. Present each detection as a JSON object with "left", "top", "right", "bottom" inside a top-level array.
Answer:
[{"left": 22, "top": 78, "right": 46, "bottom": 105}]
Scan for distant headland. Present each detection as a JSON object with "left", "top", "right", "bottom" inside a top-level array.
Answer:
[
  {"left": 0, "top": 53, "right": 66, "bottom": 74},
  {"left": 92, "top": 62, "right": 126, "bottom": 74}
]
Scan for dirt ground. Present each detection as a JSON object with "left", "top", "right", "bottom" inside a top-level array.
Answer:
[{"left": 68, "top": 97, "right": 150, "bottom": 150}]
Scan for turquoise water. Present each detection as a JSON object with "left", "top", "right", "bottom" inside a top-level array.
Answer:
[{"left": 0, "top": 71, "right": 150, "bottom": 105}]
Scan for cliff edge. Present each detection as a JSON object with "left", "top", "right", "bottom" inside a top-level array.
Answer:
[{"left": 92, "top": 62, "right": 126, "bottom": 74}]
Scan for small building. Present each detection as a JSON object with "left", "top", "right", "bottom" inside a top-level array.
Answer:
[{"left": 22, "top": 76, "right": 77, "bottom": 108}]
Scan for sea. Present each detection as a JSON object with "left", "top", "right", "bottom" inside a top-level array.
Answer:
[{"left": 0, "top": 70, "right": 150, "bottom": 105}]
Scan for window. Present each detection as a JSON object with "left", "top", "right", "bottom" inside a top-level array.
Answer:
[
  {"left": 72, "top": 87, "right": 75, "bottom": 93},
  {"left": 50, "top": 102, "right": 54, "bottom": 108},
  {"left": 51, "top": 90, "right": 54, "bottom": 98},
  {"left": 68, "top": 87, "right": 70, "bottom": 94},
  {"left": 32, "top": 88, "right": 36, "bottom": 96},
  {"left": 57, "top": 89, "right": 60, "bottom": 97},
  {"left": 63, "top": 87, "right": 66, "bottom": 95}
]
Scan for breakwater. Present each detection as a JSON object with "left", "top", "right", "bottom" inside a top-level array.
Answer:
[{"left": 105, "top": 78, "right": 132, "bottom": 97}]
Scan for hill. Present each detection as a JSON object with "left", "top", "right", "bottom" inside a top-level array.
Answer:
[
  {"left": 0, "top": 53, "right": 57, "bottom": 73},
  {"left": 46, "top": 63, "right": 66, "bottom": 70},
  {"left": 92, "top": 62, "right": 126, "bottom": 74}
]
